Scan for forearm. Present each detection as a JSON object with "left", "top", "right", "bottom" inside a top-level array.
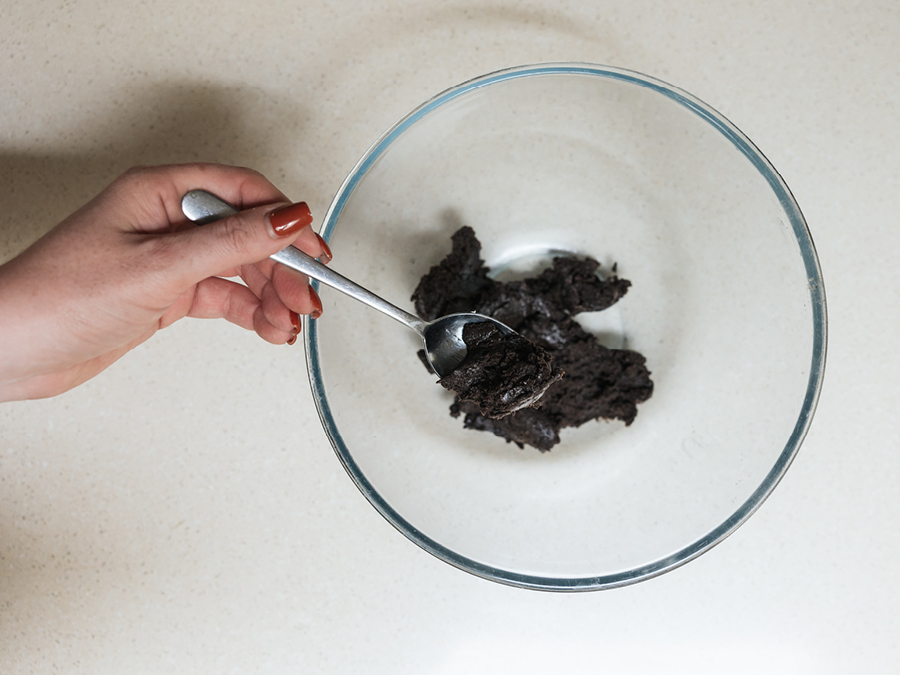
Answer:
[{"left": 0, "top": 253, "right": 74, "bottom": 402}]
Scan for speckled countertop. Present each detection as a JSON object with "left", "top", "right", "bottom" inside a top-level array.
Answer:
[{"left": 2, "top": 1, "right": 899, "bottom": 672}]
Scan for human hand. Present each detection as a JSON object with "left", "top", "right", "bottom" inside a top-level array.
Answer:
[{"left": 0, "top": 163, "right": 331, "bottom": 402}]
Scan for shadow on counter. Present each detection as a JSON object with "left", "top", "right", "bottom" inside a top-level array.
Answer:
[{"left": 0, "top": 81, "right": 311, "bottom": 263}]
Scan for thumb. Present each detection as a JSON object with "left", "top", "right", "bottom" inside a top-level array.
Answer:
[{"left": 171, "top": 200, "right": 313, "bottom": 284}]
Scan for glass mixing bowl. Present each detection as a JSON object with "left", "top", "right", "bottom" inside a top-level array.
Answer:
[{"left": 304, "top": 63, "right": 826, "bottom": 591}]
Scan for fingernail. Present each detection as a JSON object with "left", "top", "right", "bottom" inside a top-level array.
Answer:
[
  {"left": 309, "top": 286, "right": 323, "bottom": 320},
  {"left": 315, "top": 233, "right": 333, "bottom": 264},
  {"left": 287, "top": 311, "right": 301, "bottom": 345},
  {"left": 268, "top": 202, "right": 312, "bottom": 238}
]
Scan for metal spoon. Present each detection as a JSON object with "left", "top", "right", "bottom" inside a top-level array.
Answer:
[{"left": 180, "top": 189, "right": 515, "bottom": 378}]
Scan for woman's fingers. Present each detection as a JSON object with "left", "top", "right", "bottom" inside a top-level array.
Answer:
[
  {"left": 287, "top": 225, "right": 332, "bottom": 264},
  {"left": 178, "top": 271, "right": 317, "bottom": 345},
  {"left": 179, "top": 277, "right": 259, "bottom": 330},
  {"left": 250, "top": 266, "right": 319, "bottom": 337},
  {"left": 239, "top": 223, "right": 331, "bottom": 281},
  {"left": 240, "top": 263, "right": 305, "bottom": 333},
  {"left": 168, "top": 276, "right": 286, "bottom": 343},
  {"left": 271, "top": 265, "right": 321, "bottom": 317},
  {"left": 239, "top": 227, "right": 330, "bottom": 331}
]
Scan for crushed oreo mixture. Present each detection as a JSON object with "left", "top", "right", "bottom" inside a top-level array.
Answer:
[
  {"left": 412, "top": 226, "right": 653, "bottom": 451},
  {"left": 436, "top": 320, "right": 563, "bottom": 419}
]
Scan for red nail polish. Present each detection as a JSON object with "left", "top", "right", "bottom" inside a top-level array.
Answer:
[
  {"left": 268, "top": 202, "right": 312, "bottom": 237},
  {"left": 315, "top": 233, "right": 333, "bottom": 264},
  {"left": 309, "top": 287, "right": 323, "bottom": 320},
  {"left": 286, "top": 311, "right": 301, "bottom": 345}
]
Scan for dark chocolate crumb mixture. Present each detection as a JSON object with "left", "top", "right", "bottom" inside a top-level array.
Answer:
[
  {"left": 437, "top": 321, "right": 563, "bottom": 420},
  {"left": 412, "top": 226, "right": 653, "bottom": 452}
]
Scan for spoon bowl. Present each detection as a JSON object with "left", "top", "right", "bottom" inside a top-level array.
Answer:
[{"left": 420, "top": 312, "right": 514, "bottom": 377}]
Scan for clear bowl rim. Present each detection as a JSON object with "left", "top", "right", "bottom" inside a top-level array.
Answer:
[{"left": 303, "top": 62, "right": 828, "bottom": 592}]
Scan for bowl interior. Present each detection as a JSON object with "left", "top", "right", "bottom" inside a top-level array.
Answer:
[{"left": 306, "top": 65, "right": 825, "bottom": 589}]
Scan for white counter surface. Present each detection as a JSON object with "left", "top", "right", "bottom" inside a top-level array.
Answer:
[{"left": 2, "top": 1, "right": 898, "bottom": 672}]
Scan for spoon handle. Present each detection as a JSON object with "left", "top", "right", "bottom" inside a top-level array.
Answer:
[{"left": 181, "top": 190, "right": 426, "bottom": 333}]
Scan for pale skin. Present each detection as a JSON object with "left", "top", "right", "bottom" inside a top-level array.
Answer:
[{"left": 0, "top": 163, "right": 328, "bottom": 403}]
